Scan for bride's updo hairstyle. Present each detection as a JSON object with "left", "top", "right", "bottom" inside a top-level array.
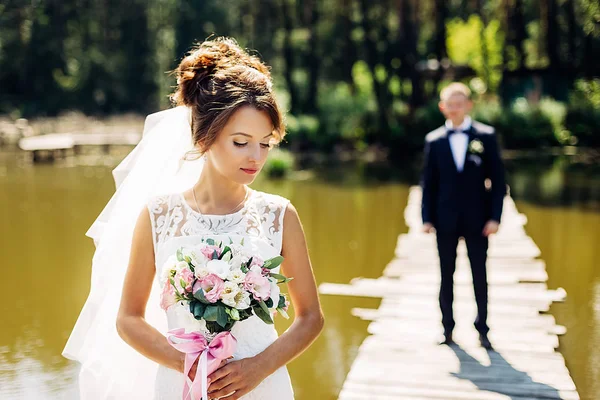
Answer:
[{"left": 172, "top": 37, "right": 285, "bottom": 156}]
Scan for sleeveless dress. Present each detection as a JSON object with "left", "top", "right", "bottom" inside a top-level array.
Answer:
[{"left": 147, "top": 189, "right": 295, "bottom": 400}]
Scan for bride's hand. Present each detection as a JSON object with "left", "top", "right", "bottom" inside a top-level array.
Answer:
[
  {"left": 206, "top": 357, "right": 266, "bottom": 399},
  {"left": 188, "top": 357, "right": 229, "bottom": 382}
]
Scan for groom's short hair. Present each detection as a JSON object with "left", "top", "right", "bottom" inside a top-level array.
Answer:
[{"left": 440, "top": 82, "right": 471, "bottom": 102}]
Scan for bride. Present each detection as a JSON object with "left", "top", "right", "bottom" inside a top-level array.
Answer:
[{"left": 62, "top": 37, "right": 324, "bottom": 400}]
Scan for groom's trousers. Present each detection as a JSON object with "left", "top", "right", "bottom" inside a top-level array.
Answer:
[{"left": 436, "top": 231, "right": 489, "bottom": 336}]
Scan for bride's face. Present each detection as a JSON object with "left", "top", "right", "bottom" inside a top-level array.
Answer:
[{"left": 206, "top": 105, "right": 275, "bottom": 184}]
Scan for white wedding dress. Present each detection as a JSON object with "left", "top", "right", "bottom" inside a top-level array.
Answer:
[{"left": 147, "top": 189, "right": 295, "bottom": 400}]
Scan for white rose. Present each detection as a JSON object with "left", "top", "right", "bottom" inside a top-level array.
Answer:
[
  {"left": 229, "top": 244, "right": 251, "bottom": 262},
  {"left": 174, "top": 261, "right": 188, "bottom": 273},
  {"left": 221, "top": 282, "right": 242, "bottom": 307},
  {"left": 160, "top": 255, "right": 178, "bottom": 283},
  {"left": 185, "top": 248, "right": 209, "bottom": 269},
  {"left": 229, "top": 255, "right": 246, "bottom": 270},
  {"left": 194, "top": 266, "right": 210, "bottom": 280},
  {"left": 207, "top": 259, "right": 230, "bottom": 279},
  {"left": 227, "top": 268, "right": 246, "bottom": 284},
  {"left": 234, "top": 290, "right": 252, "bottom": 310},
  {"left": 269, "top": 279, "right": 280, "bottom": 309},
  {"left": 249, "top": 265, "right": 263, "bottom": 274},
  {"left": 221, "top": 251, "right": 232, "bottom": 262}
]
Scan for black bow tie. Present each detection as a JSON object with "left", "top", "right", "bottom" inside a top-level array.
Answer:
[{"left": 447, "top": 128, "right": 468, "bottom": 136}]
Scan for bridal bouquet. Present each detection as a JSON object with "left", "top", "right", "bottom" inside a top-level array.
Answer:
[{"left": 159, "top": 238, "right": 291, "bottom": 400}]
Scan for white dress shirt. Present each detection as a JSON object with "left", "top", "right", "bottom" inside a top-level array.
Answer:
[{"left": 445, "top": 116, "right": 472, "bottom": 172}]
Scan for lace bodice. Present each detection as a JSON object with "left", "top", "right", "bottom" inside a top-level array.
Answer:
[
  {"left": 146, "top": 189, "right": 294, "bottom": 400},
  {"left": 148, "top": 189, "right": 288, "bottom": 256}
]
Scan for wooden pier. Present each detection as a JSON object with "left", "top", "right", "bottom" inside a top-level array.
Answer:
[
  {"left": 18, "top": 132, "right": 140, "bottom": 162},
  {"left": 320, "top": 187, "right": 580, "bottom": 400}
]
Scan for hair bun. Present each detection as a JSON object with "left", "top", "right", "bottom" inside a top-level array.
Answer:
[{"left": 173, "top": 37, "right": 271, "bottom": 107}]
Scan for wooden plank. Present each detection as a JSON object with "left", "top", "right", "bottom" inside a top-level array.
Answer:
[
  {"left": 319, "top": 280, "right": 565, "bottom": 305},
  {"left": 341, "top": 381, "right": 580, "bottom": 400},
  {"left": 351, "top": 308, "right": 567, "bottom": 335},
  {"left": 383, "top": 269, "right": 549, "bottom": 285},
  {"left": 18, "top": 134, "right": 74, "bottom": 151},
  {"left": 380, "top": 296, "right": 551, "bottom": 315},
  {"left": 359, "top": 336, "right": 569, "bottom": 362},
  {"left": 18, "top": 132, "right": 141, "bottom": 152},
  {"left": 345, "top": 364, "right": 577, "bottom": 391},
  {"left": 70, "top": 132, "right": 141, "bottom": 146},
  {"left": 319, "top": 187, "right": 579, "bottom": 400},
  {"left": 385, "top": 258, "right": 548, "bottom": 270}
]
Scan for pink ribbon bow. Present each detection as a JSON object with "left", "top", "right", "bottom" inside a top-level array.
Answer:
[{"left": 167, "top": 328, "right": 237, "bottom": 400}]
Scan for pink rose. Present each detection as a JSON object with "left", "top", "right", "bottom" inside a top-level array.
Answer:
[
  {"left": 243, "top": 270, "right": 271, "bottom": 301},
  {"left": 160, "top": 281, "right": 177, "bottom": 311},
  {"left": 174, "top": 266, "right": 194, "bottom": 293},
  {"left": 193, "top": 274, "right": 224, "bottom": 303},
  {"left": 200, "top": 245, "right": 222, "bottom": 260},
  {"left": 250, "top": 256, "right": 264, "bottom": 268}
]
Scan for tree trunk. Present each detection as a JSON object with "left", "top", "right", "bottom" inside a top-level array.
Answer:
[
  {"left": 305, "top": 0, "right": 320, "bottom": 113},
  {"left": 543, "top": 0, "right": 561, "bottom": 70},
  {"left": 358, "top": 0, "right": 390, "bottom": 131},
  {"left": 280, "top": 0, "right": 301, "bottom": 114},
  {"left": 564, "top": 0, "right": 577, "bottom": 68}
]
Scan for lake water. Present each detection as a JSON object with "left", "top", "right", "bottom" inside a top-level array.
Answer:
[{"left": 0, "top": 149, "right": 598, "bottom": 399}]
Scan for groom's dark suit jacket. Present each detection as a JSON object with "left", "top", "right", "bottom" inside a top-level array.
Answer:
[{"left": 421, "top": 121, "right": 506, "bottom": 234}]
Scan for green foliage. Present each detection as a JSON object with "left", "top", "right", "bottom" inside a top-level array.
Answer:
[
  {"left": 539, "top": 98, "right": 569, "bottom": 145},
  {"left": 284, "top": 114, "right": 320, "bottom": 149},
  {"left": 264, "top": 149, "right": 295, "bottom": 179},
  {"left": 2, "top": 0, "right": 599, "bottom": 152},
  {"left": 494, "top": 98, "right": 558, "bottom": 149},
  {"left": 446, "top": 15, "right": 504, "bottom": 92},
  {"left": 565, "top": 79, "right": 600, "bottom": 147}
]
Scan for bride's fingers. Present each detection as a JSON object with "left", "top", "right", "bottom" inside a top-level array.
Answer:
[
  {"left": 207, "top": 373, "right": 235, "bottom": 393},
  {"left": 208, "top": 382, "right": 238, "bottom": 399},
  {"left": 208, "top": 363, "right": 233, "bottom": 384}
]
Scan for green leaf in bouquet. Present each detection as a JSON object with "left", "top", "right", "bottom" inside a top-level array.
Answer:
[
  {"left": 193, "top": 289, "right": 211, "bottom": 304},
  {"left": 238, "top": 308, "right": 253, "bottom": 320},
  {"left": 253, "top": 304, "right": 274, "bottom": 325},
  {"left": 226, "top": 307, "right": 240, "bottom": 321},
  {"left": 265, "top": 298, "right": 274, "bottom": 308},
  {"left": 263, "top": 256, "right": 284, "bottom": 270},
  {"left": 169, "top": 278, "right": 175, "bottom": 286},
  {"left": 190, "top": 301, "right": 207, "bottom": 320},
  {"left": 216, "top": 304, "right": 229, "bottom": 328},
  {"left": 220, "top": 246, "right": 231, "bottom": 261},
  {"left": 240, "top": 238, "right": 245, "bottom": 246},
  {"left": 278, "top": 294, "right": 287, "bottom": 309},
  {"left": 276, "top": 307, "right": 290, "bottom": 319},
  {"left": 176, "top": 248, "right": 184, "bottom": 262},
  {"left": 206, "top": 238, "right": 215, "bottom": 246},
  {"left": 205, "top": 320, "right": 235, "bottom": 334},
  {"left": 212, "top": 250, "right": 219, "bottom": 260},
  {"left": 258, "top": 300, "right": 271, "bottom": 315},
  {"left": 203, "top": 305, "right": 219, "bottom": 321},
  {"left": 269, "top": 273, "right": 293, "bottom": 284},
  {"left": 228, "top": 237, "right": 233, "bottom": 244}
]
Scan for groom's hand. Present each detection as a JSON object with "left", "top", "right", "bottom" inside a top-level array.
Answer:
[
  {"left": 422, "top": 223, "right": 435, "bottom": 234},
  {"left": 482, "top": 220, "right": 499, "bottom": 237}
]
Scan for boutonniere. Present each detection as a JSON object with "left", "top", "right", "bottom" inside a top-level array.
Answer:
[{"left": 468, "top": 139, "right": 484, "bottom": 154}]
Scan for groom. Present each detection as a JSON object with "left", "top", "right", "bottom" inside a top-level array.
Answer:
[{"left": 420, "top": 82, "right": 506, "bottom": 350}]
